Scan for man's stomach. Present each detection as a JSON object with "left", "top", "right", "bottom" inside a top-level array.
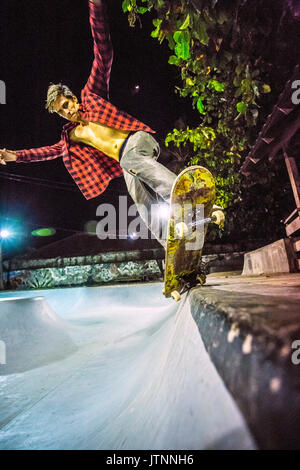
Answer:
[{"left": 70, "top": 121, "right": 130, "bottom": 161}]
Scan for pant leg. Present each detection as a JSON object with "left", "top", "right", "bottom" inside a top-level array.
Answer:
[
  {"left": 123, "top": 171, "right": 168, "bottom": 248},
  {"left": 120, "top": 131, "right": 177, "bottom": 248},
  {"left": 120, "top": 131, "right": 177, "bottom": 201}
]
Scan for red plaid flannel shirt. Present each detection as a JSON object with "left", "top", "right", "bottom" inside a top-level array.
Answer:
[{"left": 15, "top": 0, "right": 155, "bottom": 200}]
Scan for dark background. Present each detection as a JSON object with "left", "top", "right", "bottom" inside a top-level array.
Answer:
[{"left": 0, "top": 0, "right": 198, "bottom": 256}]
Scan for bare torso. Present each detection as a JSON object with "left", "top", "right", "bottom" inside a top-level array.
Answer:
[{"left": 70, "top": 121, "right": 130, "bottom": 161}]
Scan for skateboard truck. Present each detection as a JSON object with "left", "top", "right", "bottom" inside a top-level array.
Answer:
[
  {"left": 175, "top": 214, "right": 218, "bottom": 239},
  {"left": 178, "top": 261, "right": 209, "bottom": 295},
  {"left": 163, "top": 264, "right": 208, "bottom": 302}
]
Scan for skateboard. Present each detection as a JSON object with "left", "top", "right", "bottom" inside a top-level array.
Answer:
[{"left": 163, "top": 166, "right": 216, "bottom": 302}]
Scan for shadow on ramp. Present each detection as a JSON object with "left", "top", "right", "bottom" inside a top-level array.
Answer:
[{"left": 0, "top": 297, "right": 77, "bottom": 375}]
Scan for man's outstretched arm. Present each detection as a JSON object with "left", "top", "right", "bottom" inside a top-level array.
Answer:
[
  {"left": 0, "top": 141, "right": 64, "bottom": 165},
  {"left": 82, "top": 0, "right": 113, "bottom": 99}
]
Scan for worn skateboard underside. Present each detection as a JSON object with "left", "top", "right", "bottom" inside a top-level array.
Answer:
[{"left": 164, "top": 166, "right": 216, "bottom": 299}]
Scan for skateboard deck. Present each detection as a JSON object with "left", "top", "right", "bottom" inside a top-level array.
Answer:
[{"left": 163, "top": 166, "right": 216, "bottom": 301}]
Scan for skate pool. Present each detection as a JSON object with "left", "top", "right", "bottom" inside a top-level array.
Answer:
[{"left": 0, "top": 283, "right": 256, "bottom": 450}]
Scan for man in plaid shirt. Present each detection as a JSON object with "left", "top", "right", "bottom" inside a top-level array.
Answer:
[
  {"left": 1, "top": 0, "right": 223, "bottom": 246},
  {"left": 0, "top": 0, "right": 179, "bottom": 246}
]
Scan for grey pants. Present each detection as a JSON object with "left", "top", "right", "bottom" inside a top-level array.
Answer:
[{"left": 120, "top": 131, "right": 177, "bottom": 248}]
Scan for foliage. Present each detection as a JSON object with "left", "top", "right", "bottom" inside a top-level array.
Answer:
[{"left": 122, "top": 0, "right": 300, "bottom": 241}]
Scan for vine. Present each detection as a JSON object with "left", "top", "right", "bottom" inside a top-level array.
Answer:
[{"left": 122, "top": 0, "right": 299, "bottom": 241}]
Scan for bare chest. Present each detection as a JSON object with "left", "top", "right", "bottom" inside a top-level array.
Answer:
[{"left": 70, "top": 121, "right": 129, "bottom": 160}]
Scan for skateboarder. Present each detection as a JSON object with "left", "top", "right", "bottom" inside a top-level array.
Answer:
[{"left": 0, "top": 0, "right": 222, "bottom": 248}]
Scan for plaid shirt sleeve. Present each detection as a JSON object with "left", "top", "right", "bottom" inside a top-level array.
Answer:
[
  {"left": 82, "top": 0, "right": 113, "bottom": 99},
  {"left": 15, "top": 140, "right": 64, "bottom": 163}
]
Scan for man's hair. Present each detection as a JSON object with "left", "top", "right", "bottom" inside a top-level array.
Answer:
[{"left": 45, "top": 83, "right": 74, "bottom": 113}]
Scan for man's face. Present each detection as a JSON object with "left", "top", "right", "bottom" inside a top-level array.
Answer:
[{"left": 53, "top": 94, "right": 80, "bottom": 122}]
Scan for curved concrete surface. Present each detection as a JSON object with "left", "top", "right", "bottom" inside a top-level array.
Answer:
[
  {"left": 0, "top": 297, "right": 77, "bottom": 374},
  {"left": 0, "top": 283, "right": 255, "bottom": 450}
]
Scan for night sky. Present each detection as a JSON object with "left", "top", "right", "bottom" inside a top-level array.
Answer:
[{"left": 0, "top": 0, "right": 198, "bottom": 256}]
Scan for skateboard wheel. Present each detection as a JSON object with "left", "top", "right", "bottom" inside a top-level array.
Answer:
[
  {"left": 171, "top": 290, "right": 181, "bottom": 302},
  {"left": 212, "top": 210, "right": 225, "bottom": 226},
  {"left": 162, "top": 288, "right": 166, "bottom": 296},
  {"left": 174, "top": 222, "right": 189, "bottom": 239}
]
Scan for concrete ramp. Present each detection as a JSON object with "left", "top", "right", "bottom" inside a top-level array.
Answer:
[
  {"left": 0, "top": 284, "right": 255, "bottom": 450},
  {"left": 0, "top": 297, "right": 77, "bottom": 375},
  {"left": 242, "top": 238, "right": 297, "bottom": 275}
]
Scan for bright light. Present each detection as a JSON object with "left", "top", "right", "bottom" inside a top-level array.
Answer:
[
  {"left": 131, "top": 84, "right": 140, "bottom": 95},
  {"left": 129, "top": 232, "right": 138, "bottom": 240},
  {"left": 157, "top": 203, "right": 170, "bottom": 220},
  {"left": 0, "top": 229, "right": 10, "bottom": 239}
]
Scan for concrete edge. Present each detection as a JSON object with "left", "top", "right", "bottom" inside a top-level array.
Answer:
[{"left": 188, "top": 286, "right": 300, "bottom": 450}]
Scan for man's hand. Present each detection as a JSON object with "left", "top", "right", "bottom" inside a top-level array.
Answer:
[{"left": 0, "top": 149, "right": 17, "bottom": 165}]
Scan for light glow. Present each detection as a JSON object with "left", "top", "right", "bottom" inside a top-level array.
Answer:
[
  {"left": 0, "top": 229, "right": 11, "bottom": 239},
  {"left": 129, "top": 232, "right": 138, "bottom": 240},
  {"left": 157, "top": 203, "right": 170, "bottom": 220},
  {"left": 31, "top": 228, "right": 56, "bottom": 237}
]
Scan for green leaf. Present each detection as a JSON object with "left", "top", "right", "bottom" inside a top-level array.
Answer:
[
  {"left": 122, "top": 0, "right": 131, "bottom": 13},
  {"left": 168, "top": 55, "right": 180, "bottom": 65},
  {"left": 209, "top": 79, "right": 225, "bottom": 92},
  {"left": 236, "top": 101, "right": 248, "bottom": 113},
  {"left": 137, "top": 7, "right": 148, "bottom": 14},
  {"left": 175, "top": 42, "right": 190, "bottom": 60},
  {"left": 151, "top": 19, "right": 162, "bottom": 38},
  {"left": 262, "top": 84, "right": 271, "bottom": 93},
  {"left": 241, "top": 78, "right": 251, "bottom": 92},
  {"left": 197, "top": 98, "right": 205, "bottom": 114},
  {"left": 194, "top": 19, "right": 209, "bottom": 45},
  {"left": 186, "top": 78, "right": 195, "bottom": 86},
  {"left": 166, "top": 34, "right": 176, "bottom": 49},
  {"left": 179, "top": 14, "right": 190, "bottom": 30},
  {"left": 153, "top": 19, "right": 162, "bottom": 27},
  {"left": 174, "top": 43, "right": 182, "bottom": 58},
  {"left": 174, "top": 31, "right": 183, "bottom": 44},
  {"left": 174, "top": 31, "right": 190, "bottom": 59}
]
